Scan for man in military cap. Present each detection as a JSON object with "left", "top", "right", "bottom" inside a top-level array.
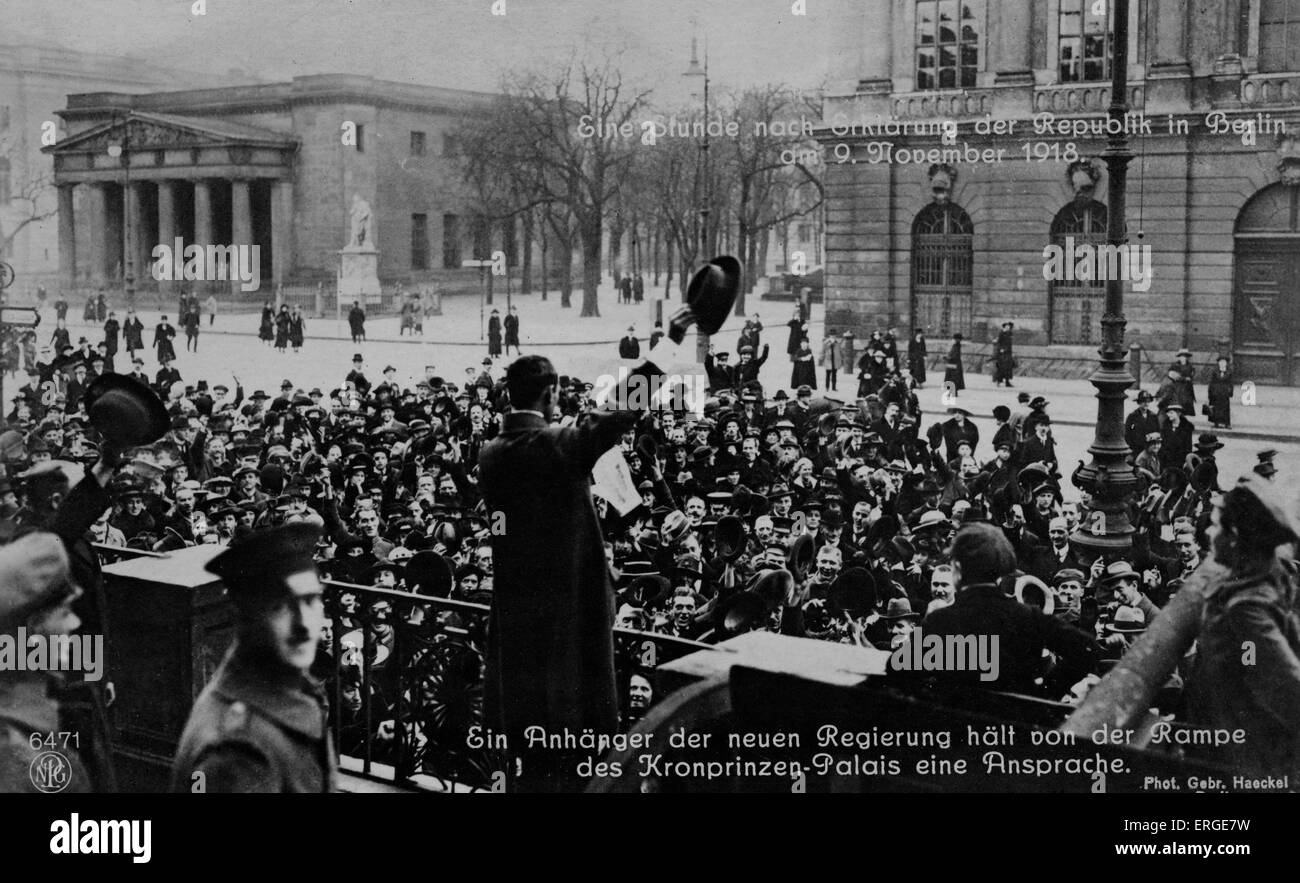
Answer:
[{"left": 172, "top": 522, "right": 334, "bottom": 793}]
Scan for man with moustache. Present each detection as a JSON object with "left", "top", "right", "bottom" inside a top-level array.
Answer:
[{"left": 171, "top": 523, "right": 334, "bottom": 792}]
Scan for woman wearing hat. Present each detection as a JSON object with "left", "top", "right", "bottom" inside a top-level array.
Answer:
[
  {"left": 943, "top": 333, "right": 964, "bottom": 395},
  {"left": 487, "top": 309, "right": 502, "bottom": 359},
  {"left": 1204, "top": 356, "right": 1233, "bottom": 429},
  {"left": 273, "top": 304, "right": 291, "bottom": 353},
  {"left": 992, "top": 321, "right": 1015, "bottom": 387},
  {"left": 288, "top": 304, "right": 306, "bottom": 354}
]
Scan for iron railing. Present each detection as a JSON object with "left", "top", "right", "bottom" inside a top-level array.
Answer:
[{"left": 319, "top": 579, "right": 710, "bottom": 792}]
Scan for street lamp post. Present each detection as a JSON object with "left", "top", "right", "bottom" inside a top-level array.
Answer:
[
  {"left": 1070, "top": 0, "right": 1140, "bottom": 555},
  {"left": 109, "top": 113, "right": 137, "bottom": 311},
  {"left": 696, "top": 34, "right": 712, "bottom": 363}
]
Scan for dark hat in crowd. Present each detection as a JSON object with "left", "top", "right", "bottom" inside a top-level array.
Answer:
[
  {"left": 1136, "top": 390, "right": 1153, "bottom": 403},
  {"left": 1196, "top": 433, "right": 1224, "bottom": 452},
  {"left": 206, "top": 522, "right": 322, "bottom": 602},
  {"left": 1029, "top": 396, "right": 1049, "bottom": 410}
]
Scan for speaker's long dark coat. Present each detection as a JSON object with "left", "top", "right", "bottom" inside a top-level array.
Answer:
[{"left": 478, "top": 409, "right": 638, "bottom": 753}]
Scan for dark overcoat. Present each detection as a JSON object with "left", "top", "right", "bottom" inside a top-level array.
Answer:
[
  {"left": 171, "top": 644, "right": 335, "bottom": 793},
  {"left": 478, "top": 409, "right": 638, "bottom": 749}
]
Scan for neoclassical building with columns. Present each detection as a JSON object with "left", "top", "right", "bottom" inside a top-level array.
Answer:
[
  {"left": 818, "top": 0, "right": 1300, "bottom": 383},
  {"left": 45, "top": 74, "right": 496, "bottom": 298}
]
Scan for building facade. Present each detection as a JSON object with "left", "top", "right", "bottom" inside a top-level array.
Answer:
[
  {"left": 0, "top": 41, "right": 249, "bottom": 288},
  {"left": 818, "top": 0, "right": 1300, "bottom": 383},
  {"left": 45, "top": 74, "right": 501, "bottom": 299}
]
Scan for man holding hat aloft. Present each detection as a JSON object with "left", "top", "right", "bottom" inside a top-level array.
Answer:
[{"left": 172, "top": 522, "right": 334, "bottom": 792}]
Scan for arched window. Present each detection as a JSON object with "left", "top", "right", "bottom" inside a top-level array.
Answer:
[
  {"left": 911, "top": 201, "right": 973, "bottom": 337},
  {"left": 1048, "top": 199, "right": 1108, "bottom": 344}
]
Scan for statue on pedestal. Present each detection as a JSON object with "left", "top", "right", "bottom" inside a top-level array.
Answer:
[{"left": 348, "top": 194, "right": 374, "bottom": 250}]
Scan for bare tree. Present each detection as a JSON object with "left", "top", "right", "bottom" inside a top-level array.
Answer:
[
  {"left": 719, "top": 85, "right": 824, "bottom": 314},
  {"left": 458, "top": 49, "right": 652, "bottom": 317},
  {"left": 0, "top": 137, "right": 55, "bottom": 261}
]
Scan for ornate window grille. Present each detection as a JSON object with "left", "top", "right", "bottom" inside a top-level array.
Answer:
[
  {"left": 1048, "top": 199, "right": 1108, "bottom": 345},
  {"left": 911, "top": 202, "right": 973, "bottom": 337}
]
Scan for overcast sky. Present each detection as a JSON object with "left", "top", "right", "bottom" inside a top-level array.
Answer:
[{"left": 10, "top": 0, "right": 834, "bottom": 98}]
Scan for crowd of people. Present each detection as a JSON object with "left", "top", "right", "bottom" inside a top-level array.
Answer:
[{"left": 0, "top": 290, "right": 1296, "bottom": 790}]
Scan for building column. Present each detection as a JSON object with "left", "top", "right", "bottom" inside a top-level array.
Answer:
[
  {"left": 123, "top": 181, "right": 147, "bottom": 287},
  {"left": 87, "top": 183, "right": 109, "bottom": 287},
  {"left": 57, "top": 184, "right": 77, "bottom": 288},
  {"left": 270, "top": 180, "right": 292, "bottom": 289},
  {"left": 157, "top": 180, "right": 178, "bottom": 294},
  {"left": 230, "top": 179, "right": 252, "bottom": 298},
  {"left": 994, "top": 0, "right": 1035, "bottom": 84},
  {"left": 193, "top": 179, "right": 214, "bottom": 248}
]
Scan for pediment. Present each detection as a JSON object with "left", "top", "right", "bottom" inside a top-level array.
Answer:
[{"left": 45, "top": 111, "right": 297, "bottom": 156}]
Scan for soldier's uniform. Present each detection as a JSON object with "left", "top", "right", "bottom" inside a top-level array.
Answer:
[
  {"left": 170, "top": 648, "right": 334, "bottom": 793},
  {"left": 171, "top": 522, "right": 335, "bottom": 793}
]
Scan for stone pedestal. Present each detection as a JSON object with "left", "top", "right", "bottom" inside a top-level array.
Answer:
[{"left": 338, "top": 246, "right": 382, "bottom": 306}]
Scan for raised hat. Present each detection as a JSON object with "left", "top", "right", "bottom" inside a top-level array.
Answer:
[
  {"left": 81, "top": 373, "right": 169, "bottom": 447},
  {"left": 671, "top": 255, "right": 741, "bottom": 343},
  {"left": 1101, "top": 560, "right": 1140, "bottom": 584}
]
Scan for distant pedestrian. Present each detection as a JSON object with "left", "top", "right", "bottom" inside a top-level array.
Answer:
[
  {"left": 618, "top": 326, "right": 640, "bottom": 359},
  {"left": 820, "top": 328, "right": 840, "bottom": 391},
  {"left": 633, "top": 274, "right": 644, "bottom": 304},
  {"left": 487, "top": 309, "right": 502, "bottom": 359},
  {"left": 993, "top": 321, "right": 1016, "bottom": 387},
  {"left": 504, "top": 305, "right": 521, "bottom": 356},
  {"left": 786, "top": 306, "right": 806, "bottom": 363},
  {"left": 1205, "top": 357, "right": 1234, "bottom": 429},
  {"left": 943, "top": 333, "right": 965, "bottom": 395},
  {"left": 51, "top": 319, "right": 70, "bottom": 354},
  {"left": 620, "top": 276, "right": 633, "bottom": 305},
  {"left": 182, "top": 305, "right": 201, "bottom": 352},
  {"left": 289, "top": 305, "right": 305, "bottom": 354},
  {"left": 909, "top": 329, "right": 927, "bottom": 386},
  {"left": 154, "top": 315, "right": 177, "bottom": 364},
  {"left": 54, "top": 296, "right": 68, "bottom": 322},
  {"left": 259, "top": 301, "right": 275, "bottom": 346},
  {"left": 792, "top": 339, "right": 817, "bottom": 390},
  {"left": 103, "top": 311, "right": 120, "bottom": 360},
  {"left": 274, "top": 305, "right": 290, "bottom": 353},
  {"left": 205, "top": 294, "right": 218, "bottom": 326},
  {"left": 124, "top": 309, "right": 145, "bottom": 358},
  {"left": 348, "top": 301, "right": 366, "bottom": 344}
]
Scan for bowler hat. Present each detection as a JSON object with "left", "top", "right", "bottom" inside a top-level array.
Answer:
[
  {"left": 81, "top": 373, "right": 169, "bottom": 447},
  {"left": 673, "top": 255, "right": 741, "bottom": 343}
]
